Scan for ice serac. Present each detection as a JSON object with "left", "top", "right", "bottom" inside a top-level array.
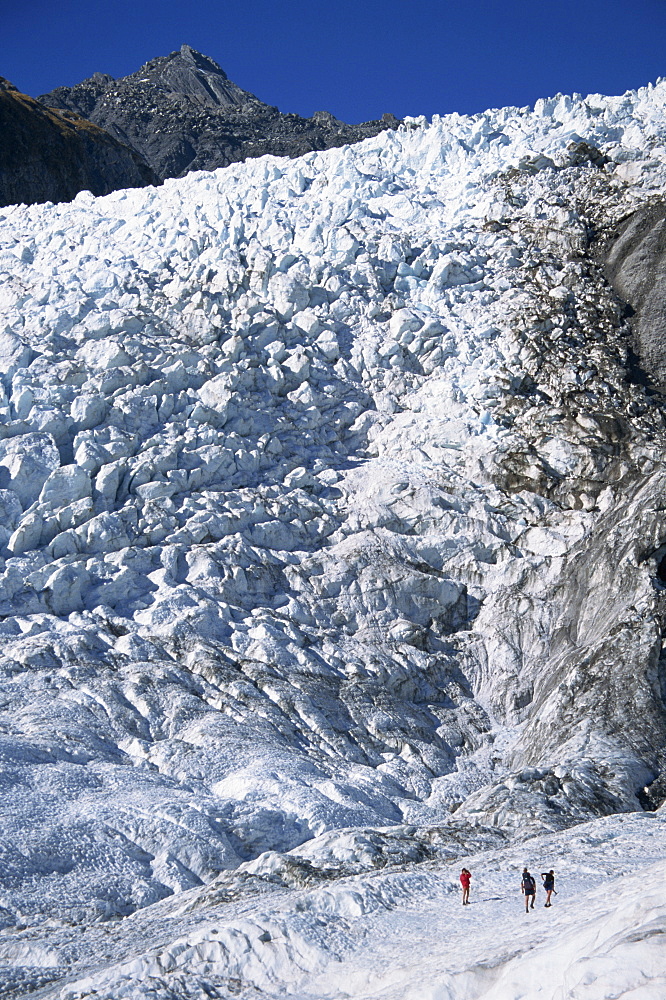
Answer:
[
  {"left": 0, "top": 82, "right": 665, "bottom": 997},
  {"left": 38, "top": 45, "right": 400, "bottom": 181}
]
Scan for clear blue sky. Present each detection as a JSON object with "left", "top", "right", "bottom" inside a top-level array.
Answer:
[{"left": 3, "top": 0, "right": 666, "bottom": 122}]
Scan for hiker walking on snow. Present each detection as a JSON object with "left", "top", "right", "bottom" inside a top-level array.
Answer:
[
  {"left": 521, "top": 868, "right": 536, "bottom": 912},
  {"left": 541, "top": 869, "right": 555, "bottom": 907},
  {"left": 459, "top": 868, "right": 471, "bottom": 905}
]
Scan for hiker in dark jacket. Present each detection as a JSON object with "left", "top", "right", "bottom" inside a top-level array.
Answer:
[
  {"left": 541, "top": 869, "right": 555, "bottom": 907},
  {"left": 521, "top": 868, "right": 536, "bottom": 912}
]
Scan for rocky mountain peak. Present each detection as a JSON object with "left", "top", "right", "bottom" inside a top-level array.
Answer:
[
  {"left": 124, "top": 43, "right": 256, "bottom": 109},
  {"left": 38, "top": 47, "right": 399, "bottom": 183},
  {"left": 178, "top": 42, "right": 230, "bottom": 74}
]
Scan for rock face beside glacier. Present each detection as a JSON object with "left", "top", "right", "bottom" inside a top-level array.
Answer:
[
  {"left": 0, "top": 78, "right": 156, "bottom": 208},
  {"left": 0, "top": 81, "right": 665, "bottom": 998},
  {"left": 603, "top": 200, "right": 666, "bottom": 386},
  {"left": 39, "top": 44, "right": 400, "bottom": 184}
]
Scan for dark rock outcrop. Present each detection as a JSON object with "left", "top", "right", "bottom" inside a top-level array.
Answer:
[
  {"left": 39, "top": 44, "right": 400, "bottom": 182},
  {"left": 0, "top": 77, "right": 156, "bottom": 208},
  {"left": 603, "top": 202, "right": 666, "bottom": 387}
]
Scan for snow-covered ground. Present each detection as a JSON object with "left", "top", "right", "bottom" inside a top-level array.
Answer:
[
  {"left": 3, "top": 813, "right": 662, "bottom": 1000},
  {"left": 0, "top": 80, "right": 665, "bottom": 997}
]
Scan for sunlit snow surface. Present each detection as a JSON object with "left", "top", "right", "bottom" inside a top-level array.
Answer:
[
  {"left": 7, "top": 815, "right": 665, "bottom": 1000},
  {"left": 0, "top": 82, "right": 665, "bottom": 997}
]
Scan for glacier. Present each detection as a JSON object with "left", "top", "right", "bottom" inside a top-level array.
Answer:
[{"left": 0, "top": 79, "right": 664, "bottom": 998}]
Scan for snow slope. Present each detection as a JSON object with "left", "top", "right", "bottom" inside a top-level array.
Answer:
[
  {"left": 6, "top": 813, "right": 664, "bottom": 1000},
  {"left": 0, "top": 80, "right": 665, "bottom": 996}
]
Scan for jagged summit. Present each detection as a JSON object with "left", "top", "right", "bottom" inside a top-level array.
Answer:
[
  {"left": 124, "top": 43, "right": 258, "bottom": 110},
  {"left": 38, "top": 46, "right": 399, "bottom": 181}
]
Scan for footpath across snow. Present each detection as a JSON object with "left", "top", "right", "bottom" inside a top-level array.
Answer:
[{"left": 26, "top": 812, "right": 663, "bottom": 1000}]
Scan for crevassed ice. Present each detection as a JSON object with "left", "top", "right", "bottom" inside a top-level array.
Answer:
[{"left": 0, "top": 80, "right": 664, "bottom": 997}]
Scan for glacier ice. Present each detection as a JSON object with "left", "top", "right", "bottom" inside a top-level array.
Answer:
[{"left": 0, "top": 79, "right": 665, "bottom": 997}]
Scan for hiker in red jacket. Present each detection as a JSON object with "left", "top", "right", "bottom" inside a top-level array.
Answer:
[{"left": 460, "top": 868, "right": 471, "bottom": 905}]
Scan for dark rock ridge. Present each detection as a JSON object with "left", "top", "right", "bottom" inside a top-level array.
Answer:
[
  {"left": 0, "top": 77, "right": 156, "bottom": 208},
  {"left": 39, "top": 44, "right": 400, "bottom": 182},
  {"left": 603, "top": 202, "right": 666, "bottom": 388}
]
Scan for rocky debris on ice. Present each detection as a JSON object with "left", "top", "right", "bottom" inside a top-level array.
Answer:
[{"left": 0, "top": 78, "right": 665, "bottom": 997}]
